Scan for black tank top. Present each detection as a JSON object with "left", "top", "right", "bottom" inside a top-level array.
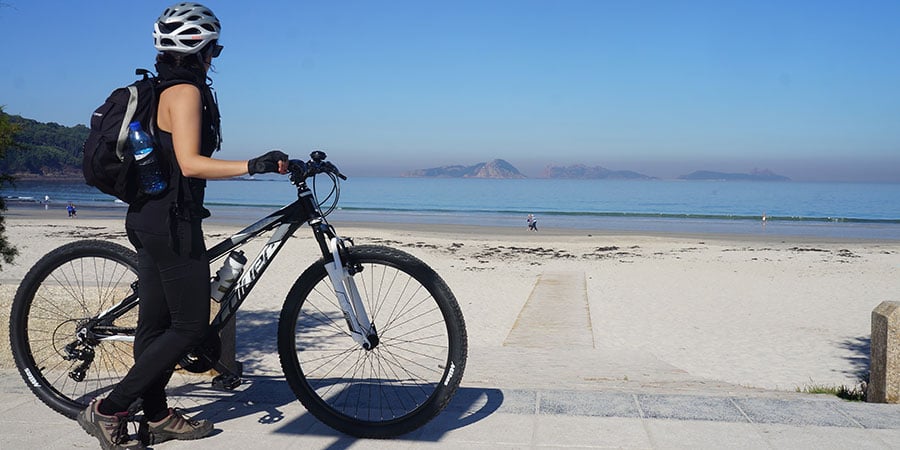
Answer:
[{"left": 126, "top": 83, "right": 219, "bottom": 234}]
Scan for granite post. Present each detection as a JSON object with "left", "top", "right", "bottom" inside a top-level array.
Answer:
[{"left": 868, "top": 301, "right": 900, "bottom": 403}]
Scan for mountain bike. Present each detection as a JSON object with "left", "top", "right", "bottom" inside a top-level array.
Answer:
[{"left": 8, "top": 151, "right": 468, "bottom": 438}]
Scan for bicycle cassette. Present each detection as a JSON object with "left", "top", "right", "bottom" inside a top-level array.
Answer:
[{"left": 177, "top": 334, "right": 222, "bottom": 373}]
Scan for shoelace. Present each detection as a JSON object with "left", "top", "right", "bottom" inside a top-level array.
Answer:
[
  {"left": 168, "top": 408, "right": 202, "bottom": 428},
  {"left": 112, "top": 416, "right": 131, "bottom": 445}
]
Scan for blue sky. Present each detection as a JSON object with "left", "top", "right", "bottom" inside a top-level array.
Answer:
[{"left": 2, "top": 1, "right": 899, "bottom": 181}]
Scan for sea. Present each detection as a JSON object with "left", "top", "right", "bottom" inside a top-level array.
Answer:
[{"left": 5, "top": 177, "right": 900, "bottom": 240}]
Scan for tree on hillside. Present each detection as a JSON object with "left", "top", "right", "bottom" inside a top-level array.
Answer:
[
  {"left": 0, "top": 115, "right": 87, "bottom": 176},
  {"left": 0, "top": 106, "right": 20, "bottom": 269}
]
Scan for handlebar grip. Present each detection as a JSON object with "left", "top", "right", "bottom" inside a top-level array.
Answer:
[{"left": 288, "top": 159, "right": 308, "bottom": 174}]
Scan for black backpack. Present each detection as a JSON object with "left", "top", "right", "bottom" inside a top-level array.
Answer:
[{"left": 82, "top": 69, "right": 181, "bottom": 204}]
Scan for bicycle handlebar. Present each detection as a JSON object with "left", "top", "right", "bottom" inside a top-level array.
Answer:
[{"left": 288, "top": 151, "right": 348, "bottom": 183}]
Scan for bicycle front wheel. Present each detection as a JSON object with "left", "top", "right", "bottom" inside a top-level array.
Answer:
[
  {"left": 278, "top": 245, "right": 467, "bottom": 438},
  {"left": 9, "top": 240, "right": 139, "bottom": 419}
]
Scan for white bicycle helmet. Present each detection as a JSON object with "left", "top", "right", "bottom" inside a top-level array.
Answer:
[{"left": 153, "top": 2, "right": 221, "bottom": 54}]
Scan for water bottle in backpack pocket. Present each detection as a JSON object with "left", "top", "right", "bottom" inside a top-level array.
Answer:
[{"left": 127, "top": 122, "right": 167, "bottom": 195}]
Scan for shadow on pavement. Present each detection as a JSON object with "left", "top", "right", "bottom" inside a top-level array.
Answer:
[
  {"left": 197, "top": 310, "right": 505, "bottom": 443},
  {"left": 271, "top": 386, "right": 505, "bottom": 443}
]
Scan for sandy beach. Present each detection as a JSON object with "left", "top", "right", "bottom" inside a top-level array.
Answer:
[{"left": 2, "top": 205, "right": 898, "bottom": 397}]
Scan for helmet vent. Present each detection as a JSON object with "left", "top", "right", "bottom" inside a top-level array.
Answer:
[{"left": 158, "top": 22, "right": 182, "bottom": 34}]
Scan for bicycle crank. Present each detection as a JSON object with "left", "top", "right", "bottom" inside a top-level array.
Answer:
[{"left": 177, "top": 334, "right": 222, "bottom": 373}]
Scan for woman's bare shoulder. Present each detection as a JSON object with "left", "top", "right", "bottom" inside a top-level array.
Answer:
[
  {"left": 160, "top": 82, "right": 202, "bottom": 96},
  {"left": 159, "top": 83, "right": 202, "bottom": 109}
]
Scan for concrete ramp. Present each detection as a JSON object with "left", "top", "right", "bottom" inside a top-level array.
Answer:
[{"left": 503, "top": 271, "right": 593, "bottom": 349}]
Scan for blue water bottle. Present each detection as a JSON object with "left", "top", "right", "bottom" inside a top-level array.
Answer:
[{"left": 127, "top": 121, "right": 167, "bottom": 195}]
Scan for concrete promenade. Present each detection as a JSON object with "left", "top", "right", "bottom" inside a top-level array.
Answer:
[{"left": 3, "top": 367, "right": 900, "bottom": 449}]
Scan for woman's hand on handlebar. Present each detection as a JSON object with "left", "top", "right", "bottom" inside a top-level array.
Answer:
[{"left": 248, "top": 150, "right": 290, "bottom": 175}]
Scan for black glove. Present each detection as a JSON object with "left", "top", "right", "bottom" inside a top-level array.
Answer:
[{"left": 248, "top": 150, "right": 289, "bottom": 175}]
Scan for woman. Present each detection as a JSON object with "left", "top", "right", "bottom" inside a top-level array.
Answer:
[{"left": 77, "top": 3, "right": 288, "bottom": 449}]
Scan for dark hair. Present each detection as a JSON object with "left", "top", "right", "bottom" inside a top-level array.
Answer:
[
  {"left": 155, "top": 41, "right": 217, "bottom": 84},
  {"left": 155, "top": 51, "right": 207, "bottom": 72}
]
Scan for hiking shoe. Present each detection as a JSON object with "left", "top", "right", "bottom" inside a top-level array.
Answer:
[
  {"left": 138, "top": 408, "right": 214, "bottom": 445},
  {"left": 77, "top": 399, "right": 145, "bottom": 450}
]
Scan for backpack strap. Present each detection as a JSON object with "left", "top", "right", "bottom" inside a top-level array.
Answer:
[{"left": 114, "top": 84, "right": 141, "bottom": 161}]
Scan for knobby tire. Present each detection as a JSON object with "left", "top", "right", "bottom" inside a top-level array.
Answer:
[
  {"left": 9, "top": 240, "right": 139, "bottom": 419},
  {"left": 277, "top": 245, "right": 468, "bottom": 438}
]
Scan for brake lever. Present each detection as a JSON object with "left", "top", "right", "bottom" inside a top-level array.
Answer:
[{"left": 322, "top": 162, "right": 347, "bottom": 180}]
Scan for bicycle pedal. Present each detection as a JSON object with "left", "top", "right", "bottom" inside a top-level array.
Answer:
[{"left": 212, "top": 373, "right": 241, "bottom": 390}]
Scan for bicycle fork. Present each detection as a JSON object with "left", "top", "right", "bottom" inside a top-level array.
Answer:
[{"left": 326, "top": 237, "right": 379, "bottom": 350}]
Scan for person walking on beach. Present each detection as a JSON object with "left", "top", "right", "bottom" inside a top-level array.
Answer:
[
  {"left": 528, "top": 213, "right": 538, "bottom": 231},
  {"left": 67, "top": 202, "right": 76, "bottom": 218},
  {"left": 76, "top": 4, "right": 288, "bottom": 449}
]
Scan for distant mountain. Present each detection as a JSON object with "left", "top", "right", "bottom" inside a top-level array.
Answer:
[
  {"left": 678, "top": 169, "right": 790, "bottom": 181},
  {"left": 542, "top": 164, "right": 654, "bottom": 180},
  {"left": 404, "top": 159, "right": 526, "bottom": 179}
]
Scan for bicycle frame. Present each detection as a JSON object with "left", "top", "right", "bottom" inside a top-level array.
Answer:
[
  {"left": 209, "top": 177, "right": 376, "bottom": 347},
  {"left": 89, "top": 174, "right": 377, "bottom": 361}
]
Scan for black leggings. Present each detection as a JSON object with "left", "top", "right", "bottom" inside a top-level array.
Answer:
[{"left": 105, "top": 223, "right": 210, "bottom": 417}]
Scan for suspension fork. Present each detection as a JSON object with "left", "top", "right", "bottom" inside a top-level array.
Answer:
[{"left": 325, "top": 236, "right": 379, "bottom": 350}]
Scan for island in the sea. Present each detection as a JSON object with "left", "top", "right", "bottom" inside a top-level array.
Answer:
[
  {"left": 403, "top": 159, "right": 526, "bottom": 179},
  {"left": 404, "top": 160, "right": 791, "bottom": 181},
  {"left": 403, "top": 160, "right": 656, "bottom": 180}
]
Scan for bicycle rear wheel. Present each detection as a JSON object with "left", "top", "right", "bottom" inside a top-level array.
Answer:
[
  {"left": 278, "top": 245, "right": 467, "bottom": 438},
  {"left": 9, "top": 240, "right": 139, "bottom": 419}
]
